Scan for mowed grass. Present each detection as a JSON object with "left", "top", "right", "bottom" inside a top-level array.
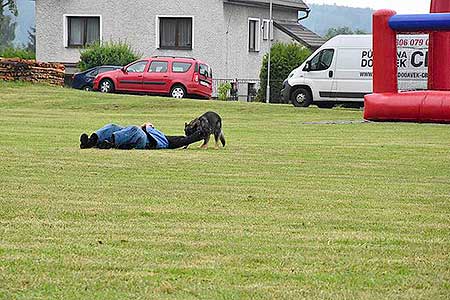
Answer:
[{"left": 0, "top": 81, "right": 449, "bottom": 300}]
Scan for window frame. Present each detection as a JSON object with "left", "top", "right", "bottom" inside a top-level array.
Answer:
[
  {"left": 125, "top": 61, "right": 149, "bottom": 73},
  {"left": 156, "top": 15, "right": 194, "bottom": 50},
  {"left": 148, "top": 60, "right": 169, "bottom": 73},
  {"left": 63, "top": 14, "right": 102, "bottom": 48},
  {"left": 248, "top": 18, "right": 261, "bottom": 52},
  {"left": 262, "top": 19, "right": 273, "bottom": 41},
  {"left": 172, "top": 62, "right": 193, "bottom": 73},
  {"left": 307, "top": 49, "right": 335, "bottom": 72}
]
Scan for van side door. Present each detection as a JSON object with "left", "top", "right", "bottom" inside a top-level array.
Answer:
[
  {"left": 304, "top": 49, "right": 336, "bottom": 101},
  {"left": 333, "top": 47, "right": 372, "bottom": 102}
]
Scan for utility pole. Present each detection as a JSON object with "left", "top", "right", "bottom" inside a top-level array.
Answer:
[{"left": 266, "top": 0, "right": 273, "bottom": 104}]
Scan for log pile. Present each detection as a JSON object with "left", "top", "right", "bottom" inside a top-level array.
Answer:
[{"left": 0, "top": 58, "right": 65, "bottom": 86}]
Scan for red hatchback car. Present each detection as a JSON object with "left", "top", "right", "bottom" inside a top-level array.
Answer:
[{"left": 93, "top": 56, "right": 212, "bottom": 99}]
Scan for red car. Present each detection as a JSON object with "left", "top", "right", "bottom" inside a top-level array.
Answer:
[{"left": 93, "top": 56, "right": 213, "bottom": 99}]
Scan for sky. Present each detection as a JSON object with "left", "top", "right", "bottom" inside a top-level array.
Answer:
[{"left": 306, "top": 0, "right": 431, "bottom": 14}]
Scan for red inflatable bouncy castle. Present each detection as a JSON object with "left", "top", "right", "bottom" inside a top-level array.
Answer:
[{"left": 364, "top": 0, "right": 450, "bottom": 123}]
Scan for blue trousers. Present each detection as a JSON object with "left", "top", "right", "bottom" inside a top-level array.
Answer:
[{"left": 95, "top": 124, "right": 148, "bottom": 149}]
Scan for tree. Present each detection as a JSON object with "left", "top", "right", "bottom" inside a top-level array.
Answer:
[
  {"left": 26, "top": 26, "right": 35, "bottom": 53},
  {"left": 0, "top": 14, "right": 15, "bottom": 50},
  {"left": 78, "top": 41, "right": 141, "bottom": 71},
  {"left": 324, "top": 26, "right": 367, "bottom": 40},
  {"left": 1, "top": 0, "right": 17, "bottom": 16},
  {"left": 258, "top": 42, "right": 311, "bottom": 104},
  {"left": 0, "top": 0, "right": 17, "bottom": 50}
]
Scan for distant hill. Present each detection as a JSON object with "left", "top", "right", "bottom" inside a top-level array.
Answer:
[{"left": 301, "top": 4, "right": 373, "bottom": 37}]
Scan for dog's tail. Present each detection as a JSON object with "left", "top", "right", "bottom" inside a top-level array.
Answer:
[{"left": 219, "top": 131, "right": 226, "bottom": 147}]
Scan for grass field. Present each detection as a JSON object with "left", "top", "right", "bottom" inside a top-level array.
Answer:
[{"left": 0, "top": 81, "right": 449, "bottom": 299}]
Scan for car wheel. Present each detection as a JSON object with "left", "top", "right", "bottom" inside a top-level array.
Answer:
[
  {"left": 170, "top": 85, "right": 186, "bottom": 99},
  {"left": 316, "top": 102, "right": 334, "bottom": 109},
  {"left": 291, "top": 87, "right": 312, "bottom": 107},
  {"left": 83, "top": 85, "right": 93, "bottom": 92},
  {"left": 99, "top": 79, "right": 114, "bottom": 93}
]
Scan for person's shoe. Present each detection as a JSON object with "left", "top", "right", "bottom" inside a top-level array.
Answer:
[
  {"left": 80, "top": 133, "right": 89, "bottom": 149},
  {"left": 98, "top": 140, "right": 114, "bottom": 149},
  {"left": 87, "top": 133, "right": 98, "bottom": 148}
]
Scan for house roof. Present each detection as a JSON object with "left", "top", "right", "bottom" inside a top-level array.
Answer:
[
  {"left": 274, "top": 20, "right": 325, "bottom": 50},
  {"left": 226, "top": 0, "right": 309, "bottom": 10}
]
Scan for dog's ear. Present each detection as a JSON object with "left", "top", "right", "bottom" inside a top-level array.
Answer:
[{"left": 184, "top": 122, "right": 188, "bottom": 128}]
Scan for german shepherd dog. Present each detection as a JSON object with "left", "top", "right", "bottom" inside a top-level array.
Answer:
[{"left": 184, "top": 111, "right": 226, "bottom": 149}]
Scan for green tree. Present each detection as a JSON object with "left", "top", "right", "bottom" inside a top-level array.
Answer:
[
  {"left": 324, "top": 26, "right": 367, "bottom": 40},
  {"left": 78, "top": 41, "right": 141, "bottom": 71},
  {"left": 0, "top": 0, "right": 17, "bottom": 50},
  {"left": 258, "top": 42, "right": 311, "bottom": 104},
  {"left": 1, "top": 0, "right": 17, "bottom": 15},
  {"left": 26, "top": 26, "right": 35, "bottom": 53}
]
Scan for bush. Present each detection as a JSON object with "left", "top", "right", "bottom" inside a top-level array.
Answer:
[
  {"left": 78, "top": 41, "right": 141, "bottom": 71},
  {"left": 258, "top": 43, "right": 311, "bottom": 104},
  {"left": 218, "top": 82, "right": 232, "bottom": 101},
  {"left": 0, "top": 47, "right": 35, "bottom": 60}
]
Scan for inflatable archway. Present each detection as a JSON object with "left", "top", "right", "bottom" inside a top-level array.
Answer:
[{"left": 364, "top": 0, "right": 450, "bottom": 123}]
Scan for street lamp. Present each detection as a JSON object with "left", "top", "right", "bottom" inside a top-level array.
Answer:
[{"left": 266, "top": 0, "right": 273, "bottom": 104}]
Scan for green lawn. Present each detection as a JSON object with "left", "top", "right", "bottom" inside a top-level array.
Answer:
[{"left": 0, "top": 81, "right": 449, "bottom": 299}]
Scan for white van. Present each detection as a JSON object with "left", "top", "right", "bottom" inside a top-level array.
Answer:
[{"left": 281, "top": 34, "right": 429, "bottom": 108}]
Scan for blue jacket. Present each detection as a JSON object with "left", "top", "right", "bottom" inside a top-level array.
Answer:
[{"left": 145, "top": 125, "right": 169, "bottom": 149}]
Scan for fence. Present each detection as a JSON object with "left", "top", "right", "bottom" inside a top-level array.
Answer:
[
  {"left": 212, "top": 78, "right": 286, "bottom": 102},
  {"left": 212, "top": 78, "right": 260, "bottom": 102}
]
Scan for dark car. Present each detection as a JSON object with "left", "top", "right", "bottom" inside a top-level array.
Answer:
[{"left": 72, "top": 66, "right": 121, "bottom": 91}]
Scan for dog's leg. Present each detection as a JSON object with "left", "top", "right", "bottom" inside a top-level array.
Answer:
[
  {"left": 200, "top": 135, "right": 210, "bottom": 149},
  {"left": 219, "top": 131, "right": 226, "bottom": 147},
  {"left": 214, "top": 130, "right": 221, "bottom": 149}
]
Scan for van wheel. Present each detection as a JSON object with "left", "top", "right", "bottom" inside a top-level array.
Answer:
[
  {"left": 99, "top": 79, "right": 114, "bottom": 93},
  {"left": 291, "top": 87, "right": 312, "bottom": 107},
  {"left": 82, "top": 85, "right": 93, "bottom": 92},
  {"left": 316, "top": 102, "right": 334, "bottom": 109},
  {"left": 170, "top": 85, "right": 186, "bottom": 99}
]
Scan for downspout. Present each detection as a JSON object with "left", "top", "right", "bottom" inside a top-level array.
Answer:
[{"left": 298, "top": 8, "right": 310, "bottom": 22}]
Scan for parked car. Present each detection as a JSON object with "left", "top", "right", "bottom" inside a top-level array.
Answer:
[
  {"left": 281, "top": 34, "right": 428, "bottom": 108},
  {"left": 72, "top": 66, "right": 121, "bottom": 91},
  {"left": 93, "top": 57, "right": 213, "bottom": 99}
]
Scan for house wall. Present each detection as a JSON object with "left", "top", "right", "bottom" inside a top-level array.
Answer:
[
  {"left": 36, "top": 0, "right": 299, "bottom": 79},
  {"left": 222, "top": 3, "right": 297, "bottom": 79}
]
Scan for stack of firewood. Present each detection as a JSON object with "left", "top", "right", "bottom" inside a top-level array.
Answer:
[{"left": 0, "top": 58, "right": 65, "bottom": 86}]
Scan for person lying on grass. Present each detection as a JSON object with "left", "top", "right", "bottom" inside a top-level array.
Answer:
[{"left": 80, "top": 122, "right": 207, "bottom": 150}]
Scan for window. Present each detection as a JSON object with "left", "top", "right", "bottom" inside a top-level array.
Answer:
[
  {"left": 98, "top": 67, "right": 116, "bottom": 74},
  {"left": 86, "top": 68, "right": 99, "bottom": 77},
  {"left": 149, "top": 61, "right": 168, "bottom": 73},
  {"left": 249, "top": 18, "right": 261, "bottom": 52},
  {"left": 126, "top": 61, "right": 148, "bottom": 73},
  {"left": 67, "top": 16, "right": 100, "bottom": 47},
  {"left": 262, "top": 20, "right": 273, "bottom": 41},
  {"left": 308, "top": 49, "right": 335, "bottom": 71},
  {"left": 172, "top": 62, "right": 192, "bottom": 73},
  {"left": 199, "top": 63, "right": 212, "bottom": 78},
  {"left": 159, "top": 17, "right": 193, "bottom": 50}
]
